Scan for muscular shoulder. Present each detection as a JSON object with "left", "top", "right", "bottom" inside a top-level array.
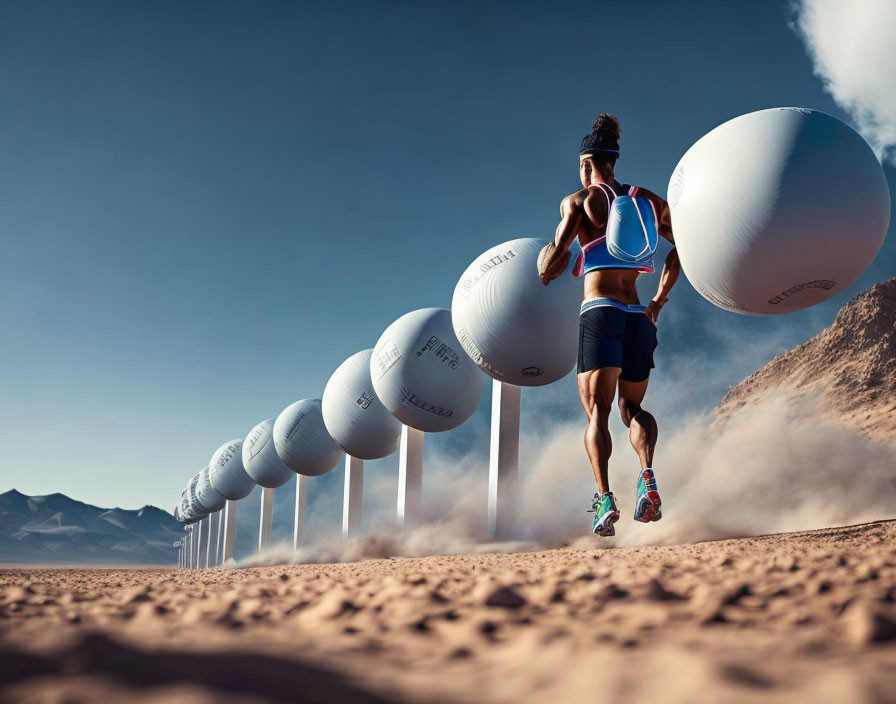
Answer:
[
  {"left": 632, "top": 186, "right": 667, "bottom": 211},
  {"left": 633, "top": 187, "right": 674, "bottom": 243},
  {"left": 560, "top": 189, "right": 589, "bottom": 215}
]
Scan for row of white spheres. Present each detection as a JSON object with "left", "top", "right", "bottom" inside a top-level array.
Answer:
[
  {"left": 184, "top": 243, "right": 589, "bottom": 511},
  {"left": 180, "top": 106, "right": 890, "bottom": 519},
  {"left": 206, "top": 402, "right": 347, "bottom": 497},
  {"left": 178, "top": 402, "right": 346, "bottom": 523}
]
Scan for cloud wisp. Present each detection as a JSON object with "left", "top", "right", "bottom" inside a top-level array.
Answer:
[{"left": 792, "top": 0, "right": 896, "bottom": 163}]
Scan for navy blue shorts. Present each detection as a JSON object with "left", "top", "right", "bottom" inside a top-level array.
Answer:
[{"left": 577, "top": 301, "right": 658, "bottom": 382}]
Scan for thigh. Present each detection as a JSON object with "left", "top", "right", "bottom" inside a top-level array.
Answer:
[
  {"left": 578, "top": 367, "right": 622, "bottom": 419},
  {"left": 620, "top": 314, "right": 658, "bottom": 383},
  {"left": 618, "top": 377, "right": 649, "bottom": 408},
  {"left": 578, "top": 307, "right": 625, "bottom": 375}
]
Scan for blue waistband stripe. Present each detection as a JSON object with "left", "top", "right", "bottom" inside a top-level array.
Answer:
[{"left": 580, "top": 298, "right": 647, "bottom": 314}]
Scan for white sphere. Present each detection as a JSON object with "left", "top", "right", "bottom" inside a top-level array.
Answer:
[
  {"left": 322, "top": 349, "right": 402, "bottom": 459},
  {"left": 183, "top": 475, "right": 206, "bottom": 519},
  {"left": 452, "top": 237, "right": 581, "bottom": 385},
  {"left": 178, "top": 492, "right": 191, "bottom": 519},
  {"left": 242, "top": 419, "right": 294, "bottom": 488},
  {"left": 195, "top": 465, "right": 226, "bottom": 512},
  {"left": 668, "top": 108, "right": 890, "bottom": 315},
  {"left": 209, "top": 439, "right": 255, "bottom": 500},
  {"left": 273, "top": 399, "right": 343, "bottom": 476},
  {"left": 371, "top": 308, "right": 484, "bottom": 431}
]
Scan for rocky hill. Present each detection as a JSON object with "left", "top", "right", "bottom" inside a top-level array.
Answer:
[
  {"left": 0, "top": 490, "right": 181, "bottom": 564},
  {"left": 719, "top": 278, "right": 896, "bottom": 440}
]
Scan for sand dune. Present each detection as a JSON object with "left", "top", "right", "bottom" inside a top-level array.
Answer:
[
  {"left": 3, "top": 519, "right": 896, "bottom": 703},
  {"left": 720, "top": 277, "right": 896, "bottom": 440}
]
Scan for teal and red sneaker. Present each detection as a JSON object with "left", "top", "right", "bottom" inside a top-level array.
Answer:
[
  {"left": 588, "top": 491, "right": 620, "bottom": 536},
  {"left": 634, "top": 468, "right": 662, "bottom": 522}
]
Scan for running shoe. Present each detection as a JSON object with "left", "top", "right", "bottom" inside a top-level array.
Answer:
[
  {"left": 634, "top": 468, "right": 662, "bottom": 522},
  {"left": 588, "top": 491, "right": 620, "bottom": 536}
]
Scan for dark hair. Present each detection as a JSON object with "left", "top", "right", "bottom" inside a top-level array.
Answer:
[
  {"left": 580, "top": 112, "right": 621, "bottom": 168},
  {"left": 592, "top": 113, "right": 621, "bottom": 143}
]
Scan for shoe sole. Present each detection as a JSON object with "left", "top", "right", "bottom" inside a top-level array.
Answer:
[
  {"left": 593, "top": 510, "right": 620, "bottom": 536},
  {"left": 634, "top": 491, "right": 662, "bottom": 523}
]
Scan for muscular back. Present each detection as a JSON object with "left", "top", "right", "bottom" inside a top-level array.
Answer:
[{"left": 562, "top": 181, "right": 673, "bottom": 304}]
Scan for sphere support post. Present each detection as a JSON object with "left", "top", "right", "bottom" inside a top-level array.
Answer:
[
  {"left": 259, "top": 487, "right": 274, "bottom": 550},
  {"left": 488, "top": 380, "right": 520, "bottom": 540},
  {"left": 215, "top": 510, "right": 224, "bottom": 566},
  {"left": 294, "top": 474, "right": 306, "bottom": 549},
  {"left": 196, "top": 517, "right": 208, "bottom": 568},
  {"left": 206, "top": 512, "right": 219, "bottom": 568},
  {"left": 222, "top": 499, "right": 237, "bottom": 563},
  {"left": 397, "top": 425, "right": 425, "bottom": 530},
  {"left": 342, "top": 455, "right": 364, "bottom": 539}
]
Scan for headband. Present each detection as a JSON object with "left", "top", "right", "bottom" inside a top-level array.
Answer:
[{"left": 579, "top": 130, "right": 620, "bottom": 156}]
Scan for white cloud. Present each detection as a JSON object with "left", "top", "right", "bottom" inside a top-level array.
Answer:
[{"left": 793, "top": 0, "right": 896, "bottom": 163}]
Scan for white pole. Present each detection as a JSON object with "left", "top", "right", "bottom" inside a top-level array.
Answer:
[
  {"left": 488, "top": 380, "right": 521, "bottom": 540},
  {"left": 222, "top": 499, "right": 237, "bottom": 563},
  {"left": 397, "top": 425, "right": 424, "bottom": 530},
  {"left": 197, "top": 517, "right": 209, "bottom": 568},
  {"left": 206, "top": 512, "right": 218, "bottom": 568},
  {"left": 342, "top": 455, "right": 364, "bottom": 539},
  {"left": 293, "top": 474, "right": 306, "bottom": 549},
  {"left": 259, "top": 487, "right": 274, "bottom": 550},
  {"left": 216, "top": 508, "right": 225, "bottom": 566},
  {"left": 188, "top": 527, "right": 195, "bottom": 568}
]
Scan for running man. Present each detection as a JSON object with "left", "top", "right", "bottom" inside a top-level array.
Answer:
[{"left": 538, "top": 113, "right": 680, "bottom": 536}]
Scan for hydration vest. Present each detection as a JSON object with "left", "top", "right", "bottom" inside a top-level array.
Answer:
[{"left": 572, "top": 182, "right": 658, "bottom": 277}]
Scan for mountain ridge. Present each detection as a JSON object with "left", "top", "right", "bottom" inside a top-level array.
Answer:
[{"left": 0, "top": 489, "right": 181, "bottom": 564}]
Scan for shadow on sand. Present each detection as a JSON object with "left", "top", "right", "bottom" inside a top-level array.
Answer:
[{"left": 0, "top": 630, "right": 403, "bottom": 703}]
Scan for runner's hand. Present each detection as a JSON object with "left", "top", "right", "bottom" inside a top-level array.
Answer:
[
  {"left": 537, "top": 244, "right": 570, "bottom": 285},
  {"left": 645, "top": 297, "right": 666, "bottom": 324}
]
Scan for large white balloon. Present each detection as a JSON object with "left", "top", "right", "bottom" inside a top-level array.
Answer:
[
  {"left": 322, "top": 349, "right": 402, "bottom": 460},
  {"left": 371, "top": 308, "right": 484, "bottom": 431},
  {"left": 183, "top": 475, "right": 206, "bottom": 519},
  {"left": 195, "top": 465, "right": 226, "bottom": 512},
  {"left": 273, "top": 399, "right": 343, "bottom": 476},
  {"left": 209, "top": 439, "right": 256, "bottom": 500},
  {"left": 452, "top": 238, "right": 581, "bottom": 385},
  {"left": 668, "top": 107, "right": 890, "bottom": 315},
  {"left": 242, "top": 419, "right": 294, "bottom": 488}
]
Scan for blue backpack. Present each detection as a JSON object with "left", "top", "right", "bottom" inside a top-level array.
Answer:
[{"left": 602, "top": 185, "right": 659, "bottom": 264}]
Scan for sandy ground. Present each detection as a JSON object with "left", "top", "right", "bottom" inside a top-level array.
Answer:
[{"left": 2, "top": 520, "right": 896, "bottom": 704}]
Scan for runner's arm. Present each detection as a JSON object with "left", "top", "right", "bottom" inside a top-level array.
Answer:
[
  {"left": 644, "top": 192, "right": 679, "bottom": 323},
  {"left": 538, "top": 194, "right": 584, "bottom": 285}
]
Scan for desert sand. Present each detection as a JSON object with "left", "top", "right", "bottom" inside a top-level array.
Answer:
[
  {"left": 720, "top": 278, "right": 896, "bottom": 440},
  {"left": 3, "top": 519, "right": 896, "bottom": 703}
]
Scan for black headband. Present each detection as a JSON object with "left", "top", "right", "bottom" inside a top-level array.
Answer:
[{"left": 579, "top": 130, "right": 620, "bottom": 156}]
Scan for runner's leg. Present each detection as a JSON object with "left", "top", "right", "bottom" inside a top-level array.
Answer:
[
  {"left": 578, "top": 367, "right": 621, "bottom": 494},
  {"left": 617, "top": 378, "right": 657, "bottom": 471}
]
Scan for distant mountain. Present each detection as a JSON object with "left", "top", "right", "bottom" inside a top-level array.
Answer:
[
  {"left": 0, "top": 490, "right": 182, "bottom": 564},
  {"left": 719, "top": 278, "right": 896, "bottom": 440}
]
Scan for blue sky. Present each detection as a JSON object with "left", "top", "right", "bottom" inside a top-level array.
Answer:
[{"left": 0, "top": 0, "right": 892, "bottom": 525}]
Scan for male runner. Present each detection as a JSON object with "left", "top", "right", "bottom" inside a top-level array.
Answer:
[{"left": 538, "top": 113, "right": 680, "bottom": 536}]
